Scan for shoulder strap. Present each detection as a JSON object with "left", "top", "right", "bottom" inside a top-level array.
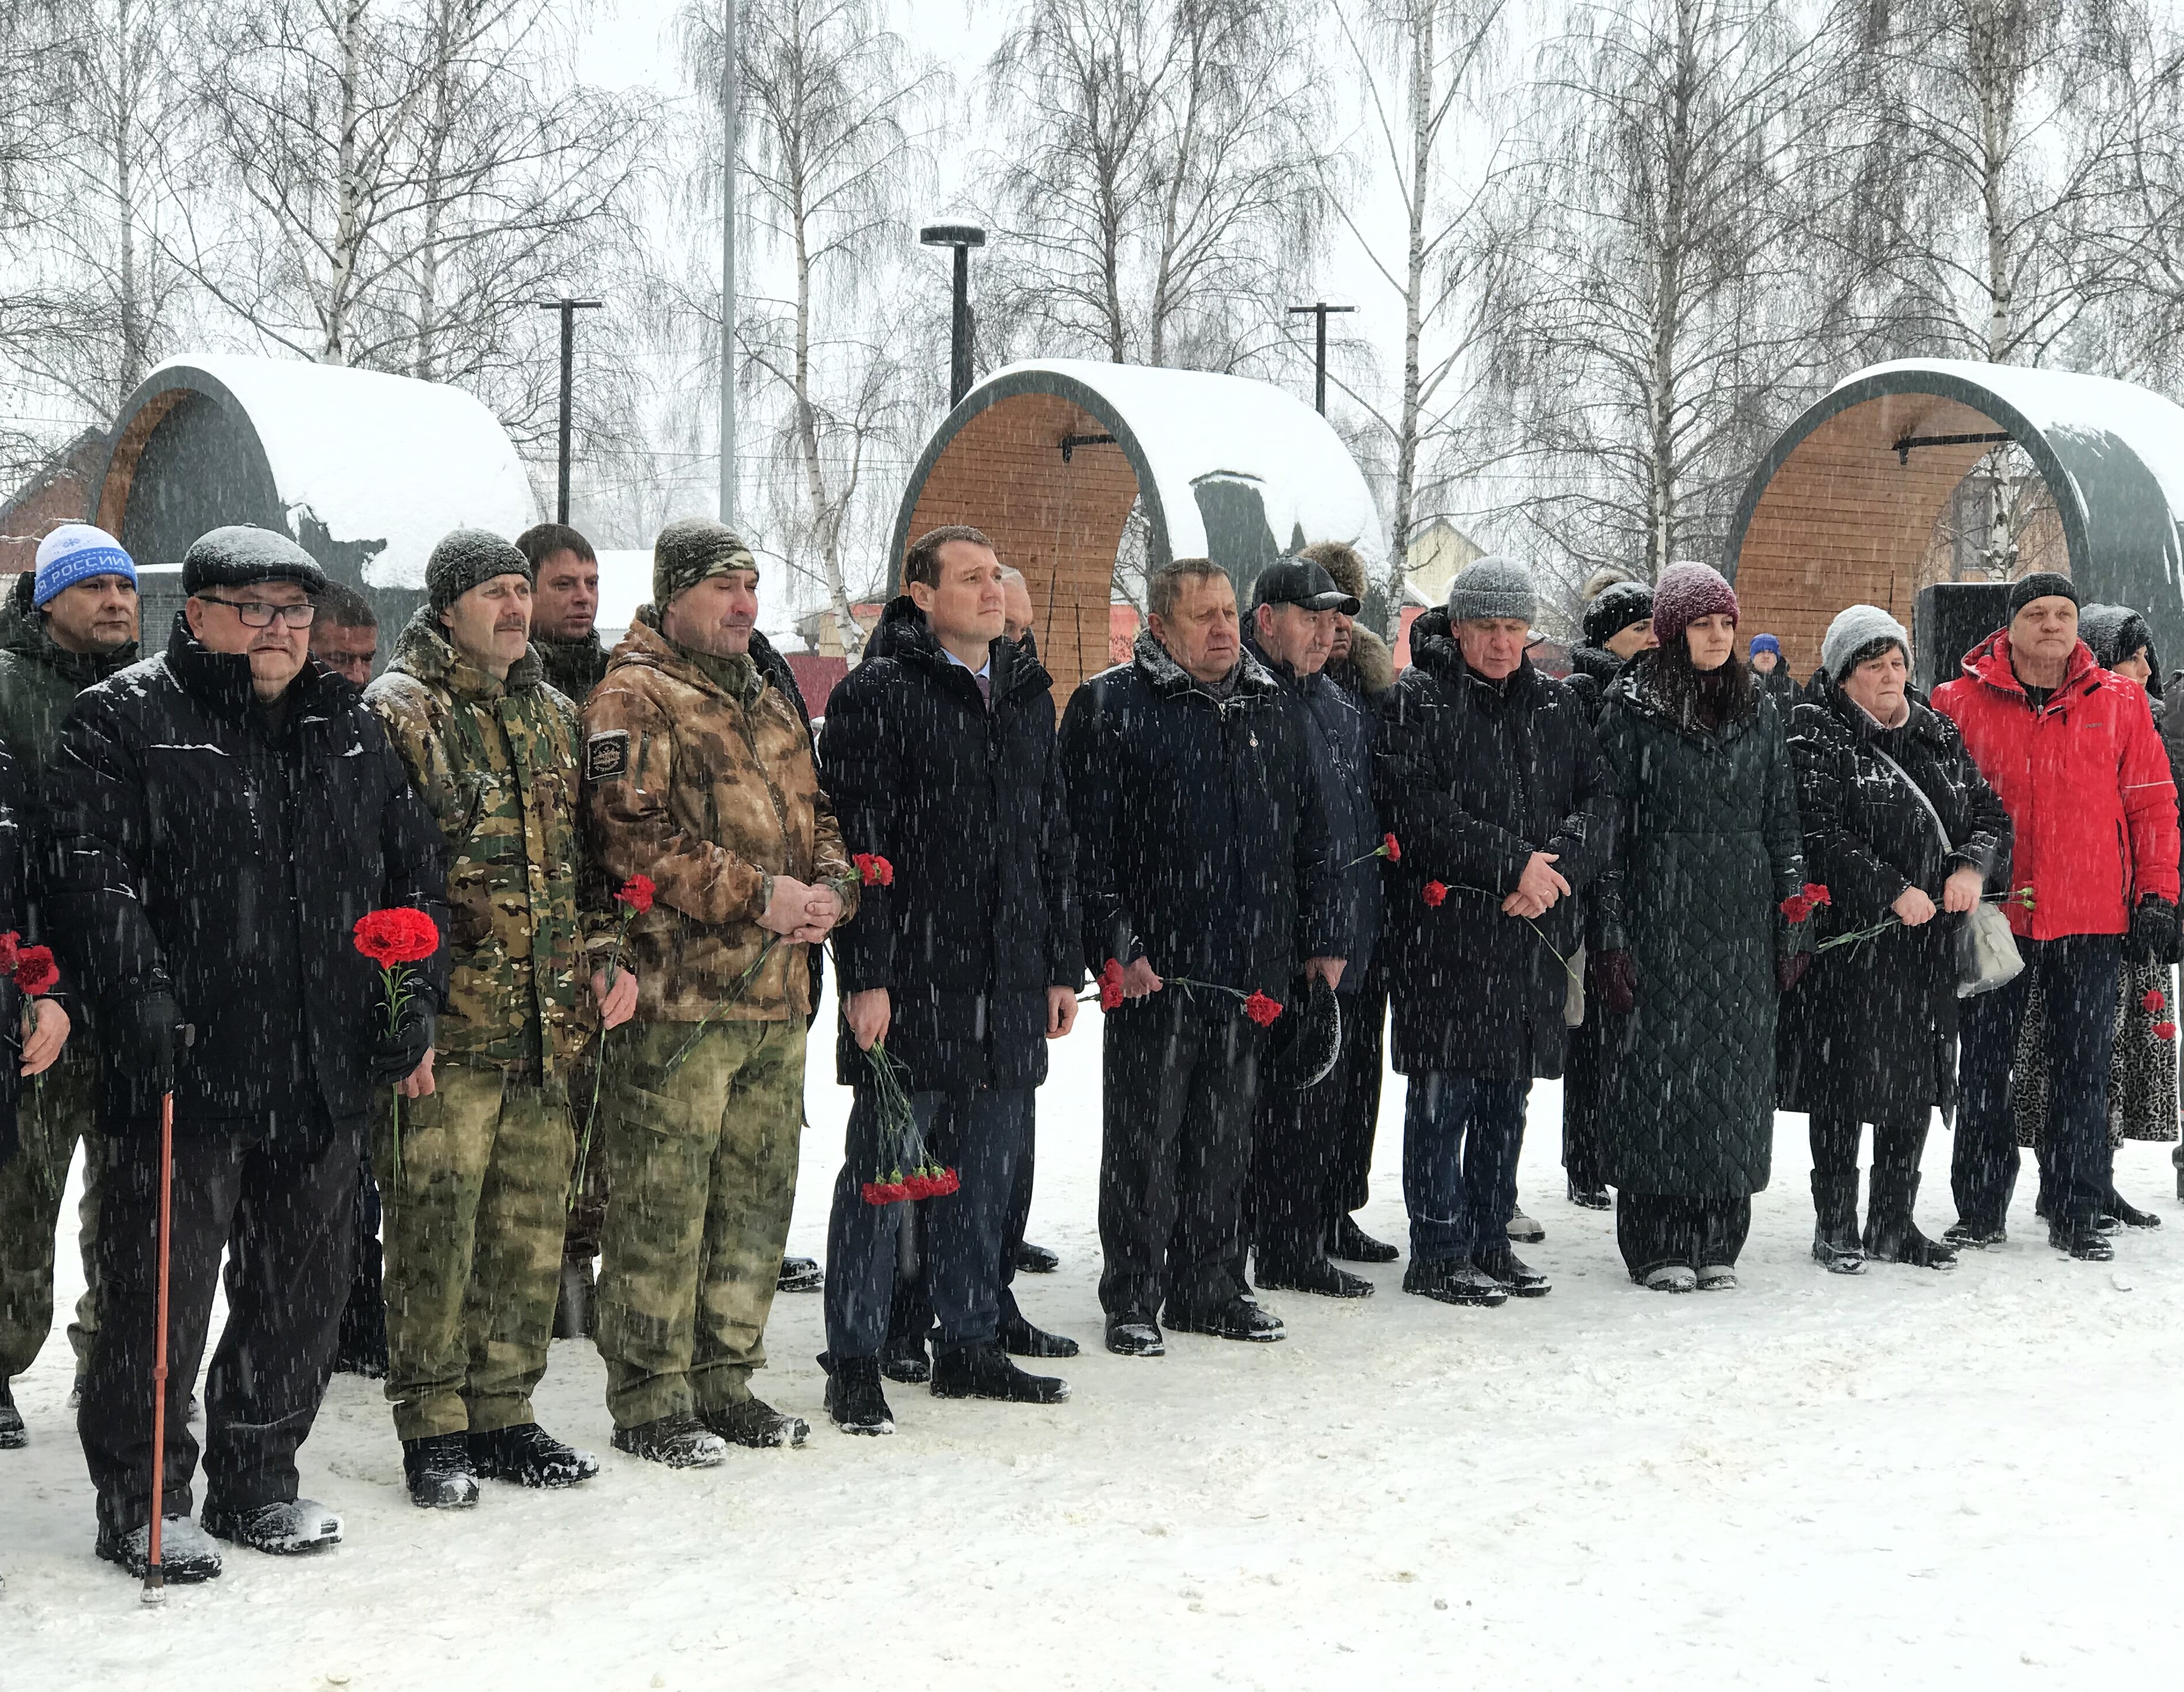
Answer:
[{"left": 1866, "top": 741, "right": 1952, "bottom": 854}]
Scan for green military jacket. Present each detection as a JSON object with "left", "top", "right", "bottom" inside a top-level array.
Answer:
[
  {"left": 366, "top": 607, "right": 610, "bottom": 1087},
  {"left": 0, "top": 596, "right": 139, "bottom": 780}
]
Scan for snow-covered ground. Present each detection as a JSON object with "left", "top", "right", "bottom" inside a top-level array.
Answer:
[{"left": 6, "top": 988, "right": 2182, "bottom": 1690}]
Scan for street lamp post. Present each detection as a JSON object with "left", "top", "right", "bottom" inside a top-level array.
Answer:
[
  {"left": 537, "top": 298, "right": 603, "bottom": 524},
  {"left": 720, "top": 0, "right": 740, "bottom": 526},
  {"left": 921, "top": 224, "right": 986, "bottom": 409},
  {"left": 1288, "top": 301, "right": 1357, "bottom": 415}
]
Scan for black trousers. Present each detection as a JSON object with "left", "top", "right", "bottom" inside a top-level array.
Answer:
[
  {"left": 81, "top": 1112, "right": 360, "bottom": 1534},
  {"left": 1098, "top": 994, "right": 1266, "bottom": 1319},
  {"left": 1249, "top": 981, "right": 1380, "bottom": 1270},
  {"left": 1955, "top": 935, "right": 2120, "bottom": 1231},
  {"left": 882, "top": 1096, "right": 1037, "bottom": 1346},
  {"left": 1562, "top": 1008, "right": 1613, "bottom": 1192},
  {"left": 1325, "top": 967, "right": 1387, "bottom": 1218},
  {"left": 336, "top": 1149, "right": 385, "bottom": 1361},
  {"left": 825, "top": 1086, "right": 1029, "bottom": 1358},
  {"left": 1615, "top": 1191, "right": 1751, "bottom": 1280}
]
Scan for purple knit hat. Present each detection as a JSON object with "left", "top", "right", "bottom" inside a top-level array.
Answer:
[{"left": 1650, "top": 562, "right": 1739, "bottom": 646}]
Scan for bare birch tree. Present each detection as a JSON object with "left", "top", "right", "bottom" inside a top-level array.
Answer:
[{"left": 975, "top": 0, "right": 1333, "bottom": 372}]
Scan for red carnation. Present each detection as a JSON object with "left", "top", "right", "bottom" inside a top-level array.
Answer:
[
  {"left": 614, "top": 873, "right": 656, "bottom": 915},
  {"left": 0, "top": 931, "right": 18, "bottom": 975},
  {"left": 1382, "top": 833, "right": 1402, "bottom": 863},
  {"left": 1243, "top": 991, "right": 1284, "bottom": 1028},
  {"left": 1098, "top": 957, "right": 1126, "bottom": 1012},
  {"left": 1780, "top": 893, "right": 1813, "bottom": 924},
  {"left": 902, "top": 1173, "right": 935, "bottom": 1199},
  {"left": 2158, "top": 1021, "right": 2178, "bottom": 1042},
  {"left": 12, "top": 944, "right": 57, "bottom": 998},
  {"left": 2145, "top": 988, "right": 2167, "bottom": 1015},
  {"left": 1422, "top": 880, "right": 1448, "bottom": 908},
  {"left": 353, "top": 907, "right": 441, "bottom": 966},
  {"left": 860, "top": 1181, "right": 891, "bottom": 1206},
  {"left": 1803, "top": 882, "right": 1833, "bottom": 907},
  {"left": 853, "top": 853, "right": 895, "bottom": 887},
  {"left": 925, "top": 1167, "right": 960, "bottom": 1196}
]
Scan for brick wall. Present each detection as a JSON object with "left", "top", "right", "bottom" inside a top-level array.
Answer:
[
  {"left": 897, "top": 393, "right": 1141, "bottom": 699},
  {"left": 1733, "top": 393, "right": 2046, "bottom": 678}
]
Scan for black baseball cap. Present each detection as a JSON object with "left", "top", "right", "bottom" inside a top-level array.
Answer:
[{"left": 1252, "top": 557, "right": 1362, "bottom": 616}]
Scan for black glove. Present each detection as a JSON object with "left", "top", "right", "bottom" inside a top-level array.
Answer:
[
  {"left": 2127, "top": 896, "right": 2178, "bottom": 967},
  {"left": 117, "top": 990, "right": 181, "bottom": 1104},
  {"left": 367, "top": 997, "right": 437, "bottom": 1084}
]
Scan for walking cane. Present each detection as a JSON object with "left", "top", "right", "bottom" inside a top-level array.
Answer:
[{"left": 141, "top": 1089, "right": 174, "bottom": 1606}]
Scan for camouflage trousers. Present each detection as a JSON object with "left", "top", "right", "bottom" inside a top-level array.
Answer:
[
  {"left": 372, "top": 1064, "right": 574, "bottom": 1441},
  {"left": 0, "top": 1047, "right": 104, "bottom": 1382},
  {"left": 597, "top": 1017, "right": 804, "bottom": 1429}
]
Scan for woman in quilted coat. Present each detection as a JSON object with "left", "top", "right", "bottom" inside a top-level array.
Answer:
[
  {"left": 1775, "top": 607, "right": 2010, "bottom": 1275},
  {"left": 2009, "top": 602, "right": 2181, "bottom": 1228},
  {"left": 1591, "top": 564, "right": 1807, "bottom": 1292}
]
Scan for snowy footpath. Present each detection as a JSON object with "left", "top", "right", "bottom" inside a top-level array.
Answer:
[{"left": 6, "top": 990, "right": 2182, "bottom": 1690}]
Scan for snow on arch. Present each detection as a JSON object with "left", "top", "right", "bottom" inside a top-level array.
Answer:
[
  {"left": 94, "top": 354, "right": 537, "bottom": 596},
  {"left": 1726, "top": 356, "right": 2184, "bottom": 681},
  {"left": 891, "top": 357, "right": 1383, "bottom": 697}
]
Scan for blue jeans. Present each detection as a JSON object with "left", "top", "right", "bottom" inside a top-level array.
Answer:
[
  {"left": 1401, "top": 1071, "right": 1530, "bottom": 1265},
  {"left": 823, "top": 1086, "right": 1029, "bottom": 1360},
  {"left": 1954, "top": 935, "right": 2120, "bottom": 1232}
]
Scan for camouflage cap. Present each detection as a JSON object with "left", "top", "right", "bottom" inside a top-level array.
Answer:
[
  {"left": 428, "top": 528, "right": 532, "bottom": 614},
  {"left": 653, "top": 517, "right": 757, "bottom": 609}
]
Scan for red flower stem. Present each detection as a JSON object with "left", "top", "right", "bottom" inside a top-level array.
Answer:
[
  {"left": 661, "top": 935, "right": 780, "bottom": 1076},
  {"left": 1444, "top": 887, "right": 1581, "bottom": 980}
]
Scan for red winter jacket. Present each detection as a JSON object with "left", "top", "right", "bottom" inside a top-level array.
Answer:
[{"left": 1933, "top": 631, "right": 2180, "bottom": 940}]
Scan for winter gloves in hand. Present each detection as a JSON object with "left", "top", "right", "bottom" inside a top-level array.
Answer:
[
  {"left": 1776, "top": 952, "right": 1812, "bottom": 994},
  {"left": 119, "top": 990, "right": 182, "bottom": 1103},
  {"left": 368, "top": 998, "right": 438, "bottom": 1083},
  {"left": 2127, "top": 896, "right": 2179, "bottom": 966},
  {"left": 1593, "top": 948, "right": 1637, "bottom": 1016}
]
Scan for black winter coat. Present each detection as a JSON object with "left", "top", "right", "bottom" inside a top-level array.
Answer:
[
  {"left": 43, "top": 614, "right": 450, "bottom": 1133},
  {"left": 1376, "top": 611, "right": 1616, "bottom": 1078},
  {"left": 1560, "top": 643, "right": 1625, "bottom": 723},
  {"left": 1596, "top": 655, "right": 1805, "bottom": 1196},
  {"left": 1061, "top": 631, "right": 1342, "bottom": 1002},
  {"left": 1775, "top": 677, "right": 2011, "bottom": 1124},
  {"left": 820, "top": 599, "right": 1077, "bottom": 1092},
  {"left": 1244, "top": 629, "right": 1382, "bottom": 986}
]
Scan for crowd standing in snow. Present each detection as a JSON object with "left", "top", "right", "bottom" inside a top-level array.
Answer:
[{"left": 1, "top": 515, "right": 2179, "bottom": 1588}]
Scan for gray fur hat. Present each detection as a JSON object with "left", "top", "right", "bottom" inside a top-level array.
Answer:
[
  {"left": 427, "top": 528, "right": 531, "bottom": 614},
  {"left": 1822, "top": 603, "right": 1910, "bottom": 680},
  {"left": 1446, "top": 555, "right": 1536, "bottom": 625}
]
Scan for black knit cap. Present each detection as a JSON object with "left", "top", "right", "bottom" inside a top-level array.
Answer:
[
  {"left": 181, "top": 525, "right": 328, "bottom": 596},
  {"left": 1582, "top": 580, "right": 1654, "bottom": 649},
  {"left": 2007, "top": 572, "right": 2078, "bottom": 619},
  {"left": 427, "top": 528, "right": 531, "bottom": 614}
]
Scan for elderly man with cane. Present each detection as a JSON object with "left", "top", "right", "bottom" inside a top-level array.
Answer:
[{"left": 47, "top": 527, "right": 447, "bottom": 1583}]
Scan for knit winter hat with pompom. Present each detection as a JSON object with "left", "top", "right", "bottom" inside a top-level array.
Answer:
[{"left": 1648, "top": 562, "right": 1739, "bottom": 647}]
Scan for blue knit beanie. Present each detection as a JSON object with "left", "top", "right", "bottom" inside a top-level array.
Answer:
[
  {"left": 1749, "top": 632, "right": 1782, "bottom": 659},
  {"left": 34, "top": 523, "right": 137, "bottom": 607}
]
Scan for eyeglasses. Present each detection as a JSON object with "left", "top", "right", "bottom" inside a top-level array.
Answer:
[{"left": 197, "top": 595, "right": 318, "bottom": 629}]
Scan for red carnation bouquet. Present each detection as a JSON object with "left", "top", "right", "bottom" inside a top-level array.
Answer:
[
  {"left": 1779, "top": 882, "right": 1833, "bottom": 924},
  {"left": 354, "top": 906, "right": 441, "bottom": 1184},
  {"left": 0, "top": 930, "right": 61, "bottom": 1053},
  {"left": 857, "top": 1039, "right": 959, "bottom": 1206}
]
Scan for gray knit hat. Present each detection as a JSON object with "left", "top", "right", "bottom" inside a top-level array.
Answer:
[
  {"left": 1822, "top": 603, "right": 1910, "bottom": 681},
  {"left": 654, "top": 517, "right": 757, "bottom": 609},
  {"left": 426, "top": 528, "right": 530, "bottom": 614},
  {"left": 1446, "top": 555, "right": 1536, "bottom": 624}
]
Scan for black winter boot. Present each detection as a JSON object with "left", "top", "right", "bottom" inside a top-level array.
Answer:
[
  {"left": 1329, "top": 1214, "right": 1400, "bottom": 1263},
  {"left": 201, "top": 1497, "right": 343, "bottom": 1554},
  {"left": 611, "top": 1413, "right": 728, "bottom": 1468},
  {"left": 1810, "top": 1170, "right": 1864, "bottom": 1274},
  {"left": 2107, "top": 1188, "right": 2162, "bottom": 1229},
  {"left": 930, "top": 1342, "right": 1071, "bottom": 1404},
  {"left": 2049, "top": 1219, "right": 2116, "bottom": 1261},
  {"left": 880, "top": 1327, "right": 932, "bottom": 1385},
  {"left": 469, "top": 1422, "right": 599, "bottom": 1488},
  {"left": 821, "top": 1354, "right": 895, "bottom": 1435},
  {"left": 1863, "top": 1173, "right": 1956, "bottom": 1270},
  {"left": 703, "top": 1397, "right": 810, "bottom": 1449},
  {"left": 402, "top": 1433, "right": 481, "bottom": 1508},
  {"left": 0, "top": 1379, "right": 24, "bottom": 1449}
]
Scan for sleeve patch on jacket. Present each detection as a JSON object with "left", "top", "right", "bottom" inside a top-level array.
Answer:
[{"left": 585, "top": 730, "right": 631, "bottom": 782}]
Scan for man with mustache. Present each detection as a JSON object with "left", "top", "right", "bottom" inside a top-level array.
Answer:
[{"left": 364, "top": 530, "right": 637, "bottom": 1507}]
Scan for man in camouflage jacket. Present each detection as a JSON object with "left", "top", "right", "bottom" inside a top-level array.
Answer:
[
  {"left": 0, "top": 527, "right": 137, "bottom": 1445},
  {"left": 364, "top": 529, "right": 636, "bottom": 1508},
  {"left": 582, "top": 517, "right": 855, "bottom": 1466}
]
